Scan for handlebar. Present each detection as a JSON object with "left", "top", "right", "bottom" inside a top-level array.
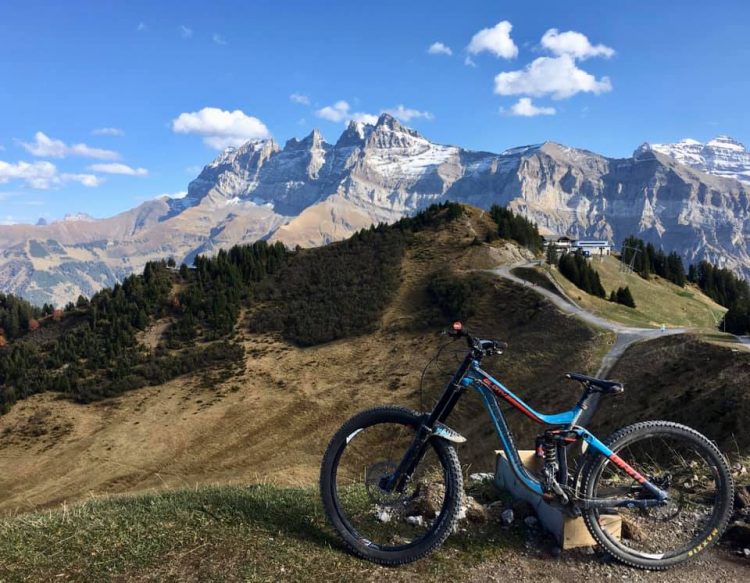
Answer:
[{"left": 442, "top": 321, "right": 507, "bottom": 358}]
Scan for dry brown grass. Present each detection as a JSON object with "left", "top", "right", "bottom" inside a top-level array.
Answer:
[
  {"left": 0, "top": 208, "right": 610, "bottom": 514},
  {"left": 593, "top": 333, "right": 750, "bottom": 452}
]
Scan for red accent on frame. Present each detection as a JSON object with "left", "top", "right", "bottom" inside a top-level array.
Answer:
[
  {"left": 608, "top": 453, "right": 647, "bottom": 484},
  {"left": 483, "top": 378, "right": 543, "bottom": 424}
]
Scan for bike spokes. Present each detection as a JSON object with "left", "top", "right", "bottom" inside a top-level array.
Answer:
[
  {"left": 593, "top": 434, "right": 722, "bottom": 559},
  {"left": 333, "top": 421, "right": 450, "bottom": 550}
]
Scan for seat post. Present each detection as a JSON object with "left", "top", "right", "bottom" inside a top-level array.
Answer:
[
  {"left": 573, "top": 385, "right": 602, "bottom": 428},
  {"left": 568, "top": 383, "right": 594, "bottom": 427}
]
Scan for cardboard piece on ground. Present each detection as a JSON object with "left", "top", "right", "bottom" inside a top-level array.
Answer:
[{"left": 495, "top": 449, "right": 621, "bottom": 549}]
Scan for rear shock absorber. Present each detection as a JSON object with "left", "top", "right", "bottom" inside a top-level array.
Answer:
[{"left": 541, "top": 434, "right": 569, "bottom": 504}]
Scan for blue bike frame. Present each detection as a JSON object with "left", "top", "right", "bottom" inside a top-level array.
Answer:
[
  {"left": 387, "top": 333, "right": 669, "bottom": 507},
  {"left": 462, "top": 360, "right": 668, "bottom": 502}
]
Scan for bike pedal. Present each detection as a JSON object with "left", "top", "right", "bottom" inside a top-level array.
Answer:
[{"left": 431, "top": 423, "right": 467, "bottom": 444}]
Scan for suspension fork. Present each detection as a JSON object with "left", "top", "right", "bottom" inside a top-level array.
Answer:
[{"left": 384, "top": 354, "right": 474, "bottom": 492}]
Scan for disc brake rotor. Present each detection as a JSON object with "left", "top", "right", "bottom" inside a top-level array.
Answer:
[{"left": 364, "top": 461, "right": 411, "bottom": 507}]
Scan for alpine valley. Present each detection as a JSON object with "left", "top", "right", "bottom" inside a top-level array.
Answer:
[{"left": 2, "top": 113, "right": 750, "bottom": 306}]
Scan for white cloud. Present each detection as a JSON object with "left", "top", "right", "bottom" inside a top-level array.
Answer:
[
  {"left": 171, "top": 107, "right": 271, "bottom": 149},
  {"left": 316, "top": 101, "right": 356, "bottom": 123},
  {"left": 180, "top": 25, "right": 193, "bottom": 39},
  {"left": 467, "top": 21, "right": 518, "bottom": 59},
  {"left": 503, "top": 98, "right": 556, "bottom": 117},
  {"left": 494, "top": 54, "right": 612, "bottom": 100},
  {"left": 351, "top": 112, "right": 379, "bottom": 125},
  {"left": 540, "top": 29, "right": 614, "bottom": 61},
  {"left": 464, "top": 55, "right": 477, "bottom": 68},
  {"left": 290, "top": 92, "right": 310, "bottom": 105},
  {"left": 88, "top": 163, "right": 148, "bottom": 176},
  {"left": 20, "top": 132, "right": 120, "bottom": 160},
  {"left": 0, "top": 160, "right": 103, "bottom": 189},
  {"left": 212, "top": 33, "right": 227, "bottom": 45},
  {"left": 427, "top": 42, "right": 452, "bottom": 56},
  {"left": 92, "top": 127, "right": 124, "bottom": 136},
  {"left": 0, "top": 160, "right": 58, "bottom": 189},
  {"left": 383, "top": 105, "right": 434, "bottom": 122},
  {"left": 62, "top": 173, "right": 103, "bottom": 187},
  {"left": 316, "top": 101, "right": 431, "bottom": 125}
]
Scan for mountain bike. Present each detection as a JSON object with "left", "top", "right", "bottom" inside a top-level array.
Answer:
[{"left": 320, "top": 322, "right": 734, "bottom": 570}]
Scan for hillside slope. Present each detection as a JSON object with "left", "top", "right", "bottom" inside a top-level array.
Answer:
[
  {"left": 0, "top": 206, "right": 610, "bottom": 512},
  {"left": 1, "top": 205, "right": 748, "bottom": 521},
  {"left": 540, "top": 255, "right": 727, "bottom": 329}
]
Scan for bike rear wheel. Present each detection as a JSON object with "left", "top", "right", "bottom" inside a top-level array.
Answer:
[
  {"left": 581, "top": 421, "right": 733, "bottom": 570},
  {"left": 320, "top": 406, "right": 463, "bottom": 565}
]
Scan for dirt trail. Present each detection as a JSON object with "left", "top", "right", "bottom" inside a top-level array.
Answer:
[{"left": 490, "top": 263, "right": 687, "bottom": 376}]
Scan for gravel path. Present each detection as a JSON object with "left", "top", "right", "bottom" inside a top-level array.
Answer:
[
  {"left": 489, "top": 264, "right": 686, "bottom": 376},
  {"left": 466, "top": 546, "right": 748, "bottom": 582}
]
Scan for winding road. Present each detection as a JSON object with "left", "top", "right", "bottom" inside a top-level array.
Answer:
[{"left": 489, "top": 264, "right": 687, "bottom": 377}]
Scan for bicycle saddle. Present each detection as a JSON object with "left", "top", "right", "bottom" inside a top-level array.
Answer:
[{"left": 566, "top": 372, "right": 624, "bottom": 394}]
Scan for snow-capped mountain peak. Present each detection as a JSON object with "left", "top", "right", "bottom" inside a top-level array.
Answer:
[
  {"left": 645, "top": 135, "right": 750, "bottom": 183},
  {"left": 707, "top": 135, "right": 746, "bottom": 151},
  {"left": 60, "top": 212, "right": 95, "bottom": 223}
]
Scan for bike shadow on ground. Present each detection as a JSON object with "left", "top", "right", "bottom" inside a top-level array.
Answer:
[{"left": 202, "top": 484, "right": 341, "bottom": 550}]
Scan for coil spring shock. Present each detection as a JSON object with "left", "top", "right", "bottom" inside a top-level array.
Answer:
[
  {"left": 543, "top": 439, "right": 557, "bottom": 467},
  {"left": 541, "top": 435, "right": 569, "bottom": 503}
]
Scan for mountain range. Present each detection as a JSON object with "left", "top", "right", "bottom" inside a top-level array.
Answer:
[{"left": 1, "top": 113, "right": 750, "bottom": 306}]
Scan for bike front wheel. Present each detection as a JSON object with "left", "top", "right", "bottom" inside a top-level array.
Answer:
[
  {"left": 581, "top": 421, "right": 734, "bottom": 570},
  {"left": 320, "top": 406, "right": 463, "bottom": 565}
]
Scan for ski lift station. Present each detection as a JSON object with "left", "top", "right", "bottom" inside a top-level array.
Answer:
[{"left": 542, "top": 235, "right": 613, "bottom": 257}]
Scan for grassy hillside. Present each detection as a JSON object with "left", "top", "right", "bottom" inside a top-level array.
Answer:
[
  {"left": 594, "top": 333, "right": 750, "bottom": 451},
  {"left": 0, "top": 484, "right": 521, "bottom": 582},
  {"left": 0, "top": 203, "right": 462, "bottom": 413},
  {"left": 544, "top": 255, "right": 726, "bottom": 329},
  {"left": 0, "top": 206, "right": 612, "bottom": 513},
  {"left": 1, "top": 483, "right": 746, "bottom": 583},
  {"left": 2, "top": 203, "right": 749, "bottom": 535}
]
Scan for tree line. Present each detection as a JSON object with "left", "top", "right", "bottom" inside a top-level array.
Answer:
[
  {"left": 620, "top": 236, "right": 686, "bottom": 287},
  {"left": 487, "top": 205, "right": 544, "bottom": 253},
  {"left": 251, "top": 202, "right": 467, "bottom": 346},
  {"left": 0, "top": 203, "right": 466, "bottom": 413},
  {"left": 0, "top": 240, "right": 290, "bottom": 413},
  {"left": 0, "top": 293, "right": 45, "bottom": 344},
  {"left": 688, "top": 260, "right": 750, "bottom": 334}
]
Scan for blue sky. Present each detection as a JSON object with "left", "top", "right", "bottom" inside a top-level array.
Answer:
[{"left": 1, "top": 0, "right": 749, "bottom": 224}]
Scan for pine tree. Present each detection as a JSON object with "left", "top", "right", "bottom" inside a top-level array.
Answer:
[
  {"left": 616, "top": 286, "right": 636, "bottom": 308},
  {"left": 546, "top": 245, "right": 558, "bottom": 266}
]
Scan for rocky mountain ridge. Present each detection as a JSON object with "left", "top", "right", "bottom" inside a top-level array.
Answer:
[
  {"left": 643, "top": 135, "right": 750, "bottom": 184},
  {"left": 2, "top": 114, "right": 750, "bottom": 305}
]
